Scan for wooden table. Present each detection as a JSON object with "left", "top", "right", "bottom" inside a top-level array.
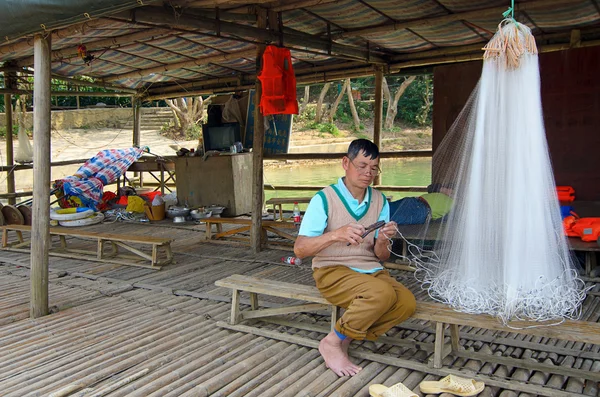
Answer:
[{"left": 119, "top": 157, "right": 175, "bottom": 194}]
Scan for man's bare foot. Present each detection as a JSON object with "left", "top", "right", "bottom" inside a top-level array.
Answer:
[
  {"left": 341, "top": 336, "right": 353, "bottom": 355},
  {"left": 318, "top": 332, "right": 362, "bottom": 377}
]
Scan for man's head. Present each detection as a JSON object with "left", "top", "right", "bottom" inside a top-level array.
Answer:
[{"left": 343, "top": 139, "right": 381, "bottom": 189}]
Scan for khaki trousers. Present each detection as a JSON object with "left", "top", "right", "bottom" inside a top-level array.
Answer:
[{"left": 313, "top": 266, "right": 416, "bottom": 341}]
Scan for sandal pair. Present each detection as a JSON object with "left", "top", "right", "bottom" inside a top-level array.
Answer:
[
  {"left": 369, "top": 382, "right": 417, "bottom": 397},
  {"left": 369, "top": 375, "right": 484, "bottom": 397},
  {"left": 420, "top": 374, "right": 485, "bottom": 396}
]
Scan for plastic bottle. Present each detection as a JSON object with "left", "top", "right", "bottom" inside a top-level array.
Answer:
[
  {"left": 292, "top": 202, "right": 301, "bottom": 226},
  {"left": 282, "top": 256, "right": 302, "bottom": 265}
]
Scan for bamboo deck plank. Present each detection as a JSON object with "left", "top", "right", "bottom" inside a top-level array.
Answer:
[{"left": 2, "top": 220, "right": 600, "bottom": 397}]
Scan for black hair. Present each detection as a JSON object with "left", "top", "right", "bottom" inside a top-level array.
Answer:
[
  {"left": 427, "top": 183, "right": 441, "bottom": 193},
  {"left": 347, "top": 139, "right": 379, "bottom": 160}
]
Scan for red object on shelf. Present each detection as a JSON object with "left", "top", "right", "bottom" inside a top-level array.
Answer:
[
  {"left": 257, "top": 45, "right": 299, "bottom": 116},
  {"left": 556, "top": 185, "right": 575, "bottom": 203}
]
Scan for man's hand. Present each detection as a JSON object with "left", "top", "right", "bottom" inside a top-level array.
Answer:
[
  {"left": 378, "top": 221, "right": 397, "bottom": 240},
  {"left": 333, "top": 223, "right": 366, "bottom": 246}
]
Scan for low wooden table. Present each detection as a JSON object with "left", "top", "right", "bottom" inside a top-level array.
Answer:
[
  {"left": 265, "top": 197, "right": 311, "bottom": 221},
  {"left": 1, "top": 225, "right": 173, "bottom": 269},
  {"left": 202, "top": 217, "right": 298, "bottom": 247}
]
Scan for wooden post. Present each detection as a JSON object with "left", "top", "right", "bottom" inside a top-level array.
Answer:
[
  {"left": 4, "top": 71, "right": 16, "bottom": 204},
  {"left": 373, "top": 66, "right": 383, "bottom": 186},
  {"left": 132, "top": 96, "right": 141, "bottom": 147},
  {"left": 31, "top": 33, "right": 52, "bottom": 319},
  {"left": 132, "top": 96, "right": 142, "bottom": 182},
  {"left": 250, "top": 8, "right": 268, "bottom": 254}
]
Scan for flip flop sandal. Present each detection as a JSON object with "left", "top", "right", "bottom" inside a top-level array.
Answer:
[
  {"left": 419, "top": 374, "right": 484, "bottom": 396},
  {"left": 369, "top": 382, "right": 418, "bottom": 397}
]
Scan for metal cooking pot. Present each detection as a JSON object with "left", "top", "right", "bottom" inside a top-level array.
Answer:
[{"left": 166, "top": 206, "right": 190, "bottom": 218}]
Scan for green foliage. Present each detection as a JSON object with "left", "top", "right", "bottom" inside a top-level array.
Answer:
[
  {"left": 397, "top": 75, "right": 433, "bottom": 126},
  {"left": 0, "top": 125, "right": 19, "bottom": 137},
  {"left": 385, "top": 125, "right": 402, "bottom": 133},
  {"left": 186, "top": 123, "right": 202, "bottom": 140},
  {"left": 335, "top": 100, "right": 372, "bottom": 122},
  {"left": 297, "top": 105, "right": 316, "bottom": 123},
  {"left": 350, "top": 123, "right": 365, "bottom": 134},
  {"left": 306, "top": 121, "right": 340, "bottom": 137}
]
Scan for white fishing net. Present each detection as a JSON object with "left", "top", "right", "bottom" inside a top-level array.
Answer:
[
  {"left": 393, "top": 20, "right": 586, "bottom": 325},
  {"left": 15, "top": 97, "right": 33, "bottom": 164}
]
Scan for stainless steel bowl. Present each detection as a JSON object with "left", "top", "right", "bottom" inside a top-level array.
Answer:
[
  {"left": 166, "top": 206, "right": 190, "bottom": 218},
  {"left": 206, "top": 205, "right": 226, "bottom": 216},
  {"left": 190, "top": 210, "right": 212, "bottom": 220},
  {"left": 172, "top": 215, "right": 186, "bottom": 223}
]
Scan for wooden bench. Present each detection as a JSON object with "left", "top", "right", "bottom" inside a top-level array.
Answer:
[
  {"left": 266, "top": 195, "right": 394, "bottom": 221},
  {"left": 215, "top": 274, "right": 600, "bottom": 386},
  {"left": 202, "top": 217, "right": 297, "bottom": 246},
  {"left": 1, "top": 225, "right": 173, "bottom": 269}
]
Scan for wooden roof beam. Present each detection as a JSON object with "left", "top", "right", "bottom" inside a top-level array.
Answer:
[
  {"left": 15, "top": 28, "right": 172, "bottom": 67},
  {"left": 103, "top": 48, "right": 256, "bottom": 82},
  {"left": 333, "top": 0, "right": 575, "bottom": 39},
  {"left": 112, "top": 6, "right": 387, "bottom": 63},
  {"left": 0, "top": 20, "right": 103, "bottom": 56},
  {"left": 183, "top": 0, "right": 272, "bottom": 7},
  {"left": 270, "top": 0, "right": 339, "bottom": 12},
  {"left": 146, "top": 59, "right": 364, "bottom": 95}
]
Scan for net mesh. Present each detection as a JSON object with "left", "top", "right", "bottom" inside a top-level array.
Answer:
[{"left": 390, "top": 20, "right": 586, "bottom": 325}]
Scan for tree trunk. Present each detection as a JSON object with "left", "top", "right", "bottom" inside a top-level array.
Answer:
[
  {"left": 384, "top": 76, "right": 416, "bottom": 130},
  {"left": 345, "top": 78, "right": 360, "bottom": 129},
  {"left": 299, "top": 86, "right": 310, "bottom": 114},
  {"left": 315, "top": 83, "right": 330, "bottom": 123},
  {"left": 165, "top": 96, "right": 213, "bottom": 136},
  {"left": 327, "top": 80, "right": 349, "bottom": 123},
  {"left": 417, "top": 77, "right": 432, "bottom": 125}
]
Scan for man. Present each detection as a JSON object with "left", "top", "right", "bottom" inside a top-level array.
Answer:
[{"left": 294, "top": 139, "right": 416, "bottom": 377}]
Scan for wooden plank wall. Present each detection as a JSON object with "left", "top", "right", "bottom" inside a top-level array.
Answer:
[{"left": 433, "top": 46, "right": 600, "bottom": 201}]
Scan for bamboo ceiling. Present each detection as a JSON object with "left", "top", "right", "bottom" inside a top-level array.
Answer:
[{"left": 0, "top": 0, "right": 599, "bottom": 100}]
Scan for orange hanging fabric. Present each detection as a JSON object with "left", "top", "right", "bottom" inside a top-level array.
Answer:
[{"left": 257, "top": 45, "right": 299, "bottom": 116}]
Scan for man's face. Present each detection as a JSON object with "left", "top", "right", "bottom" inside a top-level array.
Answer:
[{"left": 343, "top": 151, "right": 380, "bottom": 189}]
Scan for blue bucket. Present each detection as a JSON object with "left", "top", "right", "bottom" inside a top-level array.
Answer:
[{"left": 560, "top": 205, "right": 573, "bottom": 219}]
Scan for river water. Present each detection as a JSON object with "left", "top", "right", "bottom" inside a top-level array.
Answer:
[{"left": 264, "top": 158, "right": 432, "bottom": 210}]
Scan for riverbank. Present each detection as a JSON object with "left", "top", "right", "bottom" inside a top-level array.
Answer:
[{"left": 0, "top": 122, "right": 431, "bottom": 195}]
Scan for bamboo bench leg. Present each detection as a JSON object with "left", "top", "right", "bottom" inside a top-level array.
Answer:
[
  {"left": 231, "top": 289, "right": 241, "bottom": 324},
  {"left": 152, "top": 244, "right": 158, "bottom": 267},
  {"left": 330, "top": 306, "right": 341, "bottom": 332},
  {"left": 450, "top": 324, "right": 461, "bottom": 353},
  {"left": 97, "top": 239, "right": 105, "bottom": 260},
  {"left": 250, "top": 292, "right": 258, "bottom": 310}
]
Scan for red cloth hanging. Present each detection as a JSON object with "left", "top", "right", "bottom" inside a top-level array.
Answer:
[{"left": 257, "top": 45, "right": 299, "bottom": 116}]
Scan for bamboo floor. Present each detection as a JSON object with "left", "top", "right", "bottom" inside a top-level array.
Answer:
[{"left": 0, "top": 221, "right": 599, "bottom": 396}]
